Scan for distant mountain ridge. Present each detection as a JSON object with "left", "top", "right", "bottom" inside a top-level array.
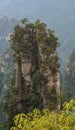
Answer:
[{"left": 0, "top": 16, "right": 18, "bottom": 54}]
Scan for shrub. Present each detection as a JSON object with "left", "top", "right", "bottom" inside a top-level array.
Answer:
[{"left": 10, "top": 99, "right": 75, "bottom": 130}]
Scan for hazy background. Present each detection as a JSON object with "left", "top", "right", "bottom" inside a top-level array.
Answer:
[{"left": 0, "top": 0, "right": 75, "bottom": 66}]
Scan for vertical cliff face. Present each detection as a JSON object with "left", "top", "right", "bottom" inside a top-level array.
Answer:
[
  {"left": 55, "top": 71, "right": 60, "bottom": 112},
  {"left": 21, "top": 58, "right": 32, "bottom": 95},
  {"left": 11, "top": 19, "right": 60, "bottom": 112},
  {"left": 15, "top": 51, "right": 60, "bottom": 112},
  {"left": 40, "top": 51, "right": 60, "bottom": 111},
  {"left": 15, "top": 58, "right": 33, "bottom": 111}
]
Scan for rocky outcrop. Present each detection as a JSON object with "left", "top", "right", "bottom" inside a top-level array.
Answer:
[
  {"left": 15, "top": 53, "right": 60, "bottom": 112},
  {"left": 12, "top": 20, "right": 61, "bottom": 112}
]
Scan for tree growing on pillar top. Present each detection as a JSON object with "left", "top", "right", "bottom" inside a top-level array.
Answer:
[{"left": 10, "top": 18, "right": 60, "bottom": 113}]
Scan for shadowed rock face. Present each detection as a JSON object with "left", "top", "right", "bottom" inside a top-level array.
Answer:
[{"left": 15, "top": 52, "right": 60, "bottom": 112}]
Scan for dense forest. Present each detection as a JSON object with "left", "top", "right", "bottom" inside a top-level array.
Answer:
[{"left": 0, "top": 18, "right": 75, "bottom": 130}]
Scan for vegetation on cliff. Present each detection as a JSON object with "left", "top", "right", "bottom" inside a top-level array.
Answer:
[
  {"left": 10, "top": 18, "right": 60, "bottom": 112},
  {"left": 1, "top": 18, "right": 60, "bottom": 129}
]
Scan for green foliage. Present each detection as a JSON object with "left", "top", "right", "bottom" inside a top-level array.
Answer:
[
  {"left": 3, "top": 90, "right": 15, "bottom": 130},
  {"left": 10, "top": 99, "right": 75, "bottom": 130},
  {"left": 64, "top": 99, "right": 75, "bottom": 114},
  {"left": 10, "top": 19, "right": 34, "bottom": 61},
  {"left": 11, "top": 18, "right": 59, "bottom": 73},
  {"left": 23, "top": 91, "right": 43, "bottom": 113},
  {"left": 0, "top": 123, "right": 3, "bottom": 130},
  {"left": 32, "top": 70, "right": 48, "bottom": 89},
  {"left": 48, "top": 87, "right": 57, "bottom": 110}
]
